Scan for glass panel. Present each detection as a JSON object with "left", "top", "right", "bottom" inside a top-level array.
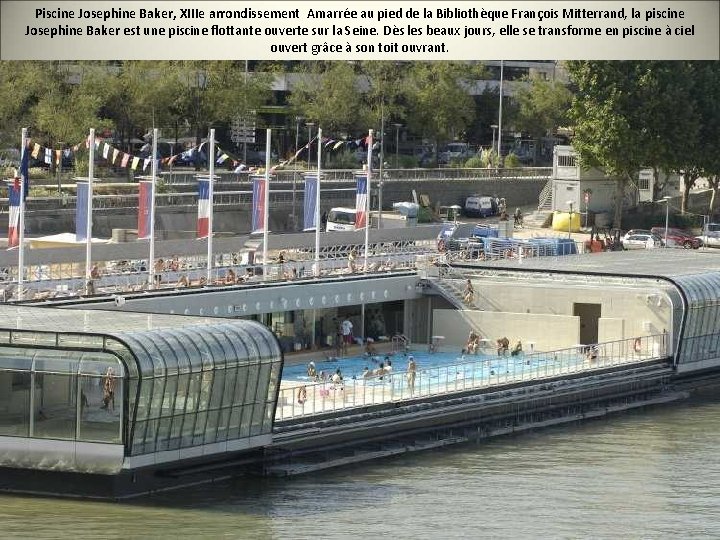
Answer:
[
  {"left": 227, "top": 405, "right": 243, "bottom": 439},
  {"left": 132, "top": 421, "right": 146, "bottom": 454},
  {"left": 233, "top": 366, "right": 249, "bottom": 406},
  {"left": 156, "top": 417, "right": 173, "bottom": 451},
  {"left": 208, "top": 369, "right": 225, "bottom": 410},
  {"left": 78, "top": 374, "right": 122, "bottom": 443},
  {"left": 215, "top": 407, "right": 231, "bottom": 442},
  {"left": 0, "top": 347, "right": 34, "bottom": 370},
  {"left": 33, "top": 373, "right": 77, "bottom": 440},
  {"left": 239, "top": 403, "right": 254, "bottom": 438},
  {"left": 250, "top": 401, "right": 266, "bottom": 436},
  {"left": 161, "top": 375, "right": 178, "bottom": 417},
  {"left": 255, "top": 363, "right": 272, "bottom": 403},
  {"left": 0, "top": 370, "right": 30, "bottom": 436},
  {"left": 33, "top": 350, "right": 78, "bottom": 374}
]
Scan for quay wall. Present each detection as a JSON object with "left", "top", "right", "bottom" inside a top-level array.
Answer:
[{"left": 13, "top": 178, "right": 546, "bottom": 238}]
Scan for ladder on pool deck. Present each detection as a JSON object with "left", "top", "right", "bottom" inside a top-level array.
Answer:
[{"left": 392, "top": 335, "right": 409, "bottom": 354}]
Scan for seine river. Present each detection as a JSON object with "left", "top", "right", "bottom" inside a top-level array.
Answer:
[{"left": 3, "top": 394, "right": 720, "bottom": 539}]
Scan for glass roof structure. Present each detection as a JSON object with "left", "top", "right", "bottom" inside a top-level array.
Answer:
[
  {"left": 0, "top": 306, "right": 283, "bottom": 472},
  {"left": 456, "top": 250, "right": 720, "bottom": 370}
]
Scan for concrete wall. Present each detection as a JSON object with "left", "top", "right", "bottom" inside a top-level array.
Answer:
[
  {"left": 440, "top": 277, "right": 674, "bottom": 351},
  {"left": 433, "top": 309, "right": 580, "bottom": 352},
  {"left": 8, "top": 177, "right": 547, "bottom": 238}
]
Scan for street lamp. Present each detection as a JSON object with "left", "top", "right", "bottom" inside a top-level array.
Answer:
[
  {"left": 393, "top": 123, "right": 402, "bottom": 169},
  {"left": 662, "top": 196, "right": 672, "bottom": 247},
  {"left": 292, "top": 116, "right": 304, "bottom": 230},
  {"left": 305, "top": 122, "right": 315, "bottom": 170},
  {"left": 490, "top": 124, "right": 498, "bottom": 158},
  {"left": 567, "top": 200, "right": 574, "bottom": 238}
]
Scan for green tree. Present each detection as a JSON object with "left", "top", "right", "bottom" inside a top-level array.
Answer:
[
  {"left": 566, "top": 61, "right": 700, "bottom": 228},
  {"left": 405, "top": 62, "right": 479, "bottom": 166},
  {"left": 287, "top": 61, "right": 364, "bottom": 136},
  {"left": 513, "top": 75, "right": 572, "bottom": 162}
]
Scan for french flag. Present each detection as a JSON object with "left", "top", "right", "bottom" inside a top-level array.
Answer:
[
  {"left": 197, "top": 177, "right": 210, "bottom": 238},
  {"left": 355, "top": 174, "right": 367, "bottom": 229},
  {"left": 7, "top": 181, "right": 21, "bottom": 248},
  {"left": 251, "top": 176, "right": 266, "bottom": 234},
  {"left": 138, "top": 180, "right": 153, "bottom": 240}
]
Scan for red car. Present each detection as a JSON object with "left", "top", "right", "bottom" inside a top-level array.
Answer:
[{"left": 650, "top": 227, "right": 701, "bottom": 249}]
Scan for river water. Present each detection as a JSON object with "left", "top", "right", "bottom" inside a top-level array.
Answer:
[{"left": 3, "top": 394, "right": 720, "bottom": 539}]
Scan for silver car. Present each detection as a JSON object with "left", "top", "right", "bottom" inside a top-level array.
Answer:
[{"left": 622, "top": 232, "right": 662, "bottom": 250}]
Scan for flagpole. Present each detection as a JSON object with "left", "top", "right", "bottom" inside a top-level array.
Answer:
[
  {"left": 17, "top": 127, "right": 28, "bottom": 299},
  {"left": 262, "top": 128, "right": 271, "bottom": 280},
  {"left": 85, "top": 128, "right": 94, "bottom": 292},
  {"left": 206, "top": 128, "right": 215, "bottom": 284},
  {"left": 315, "top": 127, "right": 322, "bottom": 275},
  {"left": 364, "top": 129, "right": 373, "bottom": 272},
  {"left": 148, "top": 128, "right": 158, "bottom": 288}
]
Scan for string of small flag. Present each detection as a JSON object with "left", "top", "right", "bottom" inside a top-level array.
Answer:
[{"left": 7, "top": 131, "right": 378, "bottom": 177}]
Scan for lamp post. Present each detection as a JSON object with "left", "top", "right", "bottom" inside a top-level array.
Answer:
[
  {"left": 490, "top": 124, "right": 498, "bottom": 159},
  {"left": 292, "top": 116, "right": 303, "bottom": 231},
  {"left": 393, "top": 123, "right": 402, "bottom": 168},
  {"left": 567, "top": 200, "right": 574, "bottom": 238},
  {"left": 305, "top": 122, "right": 315, "bottom": 170},
  {"left": 497, "top": 60, "right": 504, "bottom": 163},
  {"left": 662, "top": 196, "right": 671, "bottom": 247}
]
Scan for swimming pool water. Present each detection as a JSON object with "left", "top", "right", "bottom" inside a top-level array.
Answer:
[{"left": 281, "top": 350, "right": 585, "bottom": 383}]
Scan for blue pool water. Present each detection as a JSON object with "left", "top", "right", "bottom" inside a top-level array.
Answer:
[{"left": 282, "top": 349, "right": 586, "bottom": 385}]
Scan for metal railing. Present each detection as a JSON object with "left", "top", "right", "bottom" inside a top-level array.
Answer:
[
  {"left": 1, "top": 238, "right": 436, "bottom": 302},
  {"left": 275, "top": 334, "right": 668, "bottom": 421},
  {"left": 158, "top": 167, "right": 552, "bottom": 185}
]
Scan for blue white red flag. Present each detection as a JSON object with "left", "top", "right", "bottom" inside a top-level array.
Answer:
[
  {"left": 197, "top": 177, "right": 210, "bottom": 238},
  {"left": 138, "top": 180, "right": 153, "bottom": 240},
  {"left": 19, "top": 143, "right": 29, "bottom": 200},
  {"left": 355, "top": 174, "right": 367, "bottom": 229},
  {"left": 7, "top": 182, "right": 21, "bottom": 248},
  {"left": 75, "top": 181, "right": 89, "bottom": 242},
  {"left": 251, "top": 176, "right": 266, "bottom": 234},
  {"left": 303, "top": 175, "right": 317, "bottom": 231}
]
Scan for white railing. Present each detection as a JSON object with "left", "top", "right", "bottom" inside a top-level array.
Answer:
[
  {"left": 275, "top": 334, "right": 668, "bottom": 421},
  {"left": 0, "top": 239, "right": 437, "bottom": 302}
]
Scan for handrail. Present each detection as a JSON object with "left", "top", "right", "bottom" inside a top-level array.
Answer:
[{"left": 275, "top": 333, "right": 669, "bottom": 420}]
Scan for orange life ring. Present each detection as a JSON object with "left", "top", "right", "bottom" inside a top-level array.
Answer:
[
  {"left": 633, "top": 338, "right": 642, "bottom": 353},
  {"left": 297, "top": 386, "right": 307, "bottom": 404}
]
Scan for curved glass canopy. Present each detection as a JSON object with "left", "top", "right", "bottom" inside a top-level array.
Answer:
[{"left": 0, "top": 307, "right": 283, "bottom": 468}]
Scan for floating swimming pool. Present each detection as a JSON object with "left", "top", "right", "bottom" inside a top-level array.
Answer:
[{"left": 281, "top": 349, "right": 587, "bottom": 385}]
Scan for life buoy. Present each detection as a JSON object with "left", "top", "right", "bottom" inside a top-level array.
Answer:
[
  {"left": 437, "top": 239, "right": 446, "bottom": 252},
  {"left": 633, "top": 338, "right": 642, "bottom": 353},
  {"left": 297, "top": 386, "right": 307, "bottom": 404}
]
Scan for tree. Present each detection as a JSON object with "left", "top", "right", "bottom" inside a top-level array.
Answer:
[
  {"left": 287, "top": 61, "right": 365, "bottom": 136},
  {"left": 405, "top": 62, "right": 479, "bottom": 166},
  {"left": 513, "top": 76, "right": 572, "bottom": 161},
  {"left": 566, "top": 61, "right": 700, "bottom": 228}
]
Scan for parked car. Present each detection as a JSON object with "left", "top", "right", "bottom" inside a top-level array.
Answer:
[
  {"left": 439, "top": 143, "right": 473, "bottom": 164},
  {"left": 698, "top": 222, "right": 720, "bottom": 247},
  {"left": 621, "top": 232, "right": 663, "bottom": 250},
  {"left": 650, "top": 227, "right": 701, "bottom": 249}
]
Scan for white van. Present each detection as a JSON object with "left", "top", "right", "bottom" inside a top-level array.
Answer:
[
  {"left": 464, "top": 195, "right": 498, "bottom": 218},
  {"left": 326, "top": 207, "right": 357, "bottom": 231}
]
